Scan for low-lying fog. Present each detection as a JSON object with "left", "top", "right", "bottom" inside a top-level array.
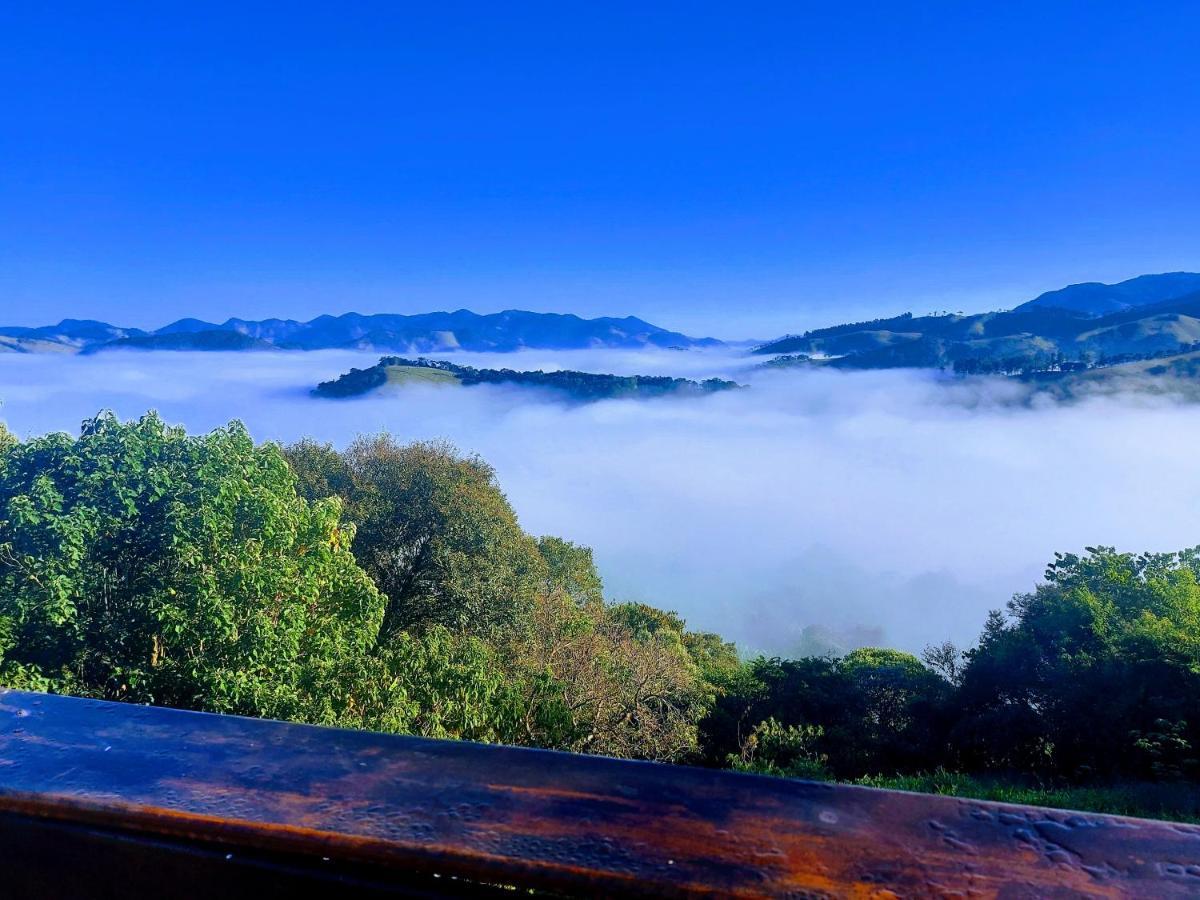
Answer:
[{"left": 2, "top": 347, "right": 1198, "bottom": 656}]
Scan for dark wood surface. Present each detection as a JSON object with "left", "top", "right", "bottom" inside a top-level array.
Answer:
[{"left": 2, "top": 688, "right": 1200, "bottom": 897}]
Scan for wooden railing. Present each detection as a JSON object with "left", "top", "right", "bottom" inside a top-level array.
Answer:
[{"left": 1, "top": 688, "right": 1199, "bottom": 898}]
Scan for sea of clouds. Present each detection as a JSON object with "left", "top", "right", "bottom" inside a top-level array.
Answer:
[{"left": 2, "top": 347, "right": 1199, "bottom": 657}]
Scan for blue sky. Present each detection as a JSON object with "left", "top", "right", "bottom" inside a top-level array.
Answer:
[{"left": 1, "top": 2, "right": 1197, "bottom": 339}]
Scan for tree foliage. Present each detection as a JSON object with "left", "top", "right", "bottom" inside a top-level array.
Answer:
[
  {"left": 502, "top": 592, "right": 713, "bottom": 760},
  {"left": 699, "top": 650, "right": 952, "bottom": 777},
  {"left": 728, "top": 717, "right": 828, "bottom": 779},
  {"left": 286, "top": 435, "right": 546, "bottom": 639},
  {"left": 537, "top": 536, "right": 604, "bottom": 607},
  {"left": 0, "top": 417, "right": 719, "bottom": 764},
  {"left": 0, "top": 413, "right": 383, "bottom": 723},
  {"left": 952, "top": 547, "right": 1200, "bottom": 779},
  {"left": 5, "top": 415, "right": 1200, "bottom": 790}
]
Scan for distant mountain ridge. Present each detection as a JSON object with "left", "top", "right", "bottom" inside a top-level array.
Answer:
[
  {"left": 0, "top": 310, "right": 722, "bottom": 354},
  {"left": 754, "top": 273, "right": 1200, "bottom": 372},
  {"left": 1013, "top": 272, "right": 1200, "bottom": 316}
]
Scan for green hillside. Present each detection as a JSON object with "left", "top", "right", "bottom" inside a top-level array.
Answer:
[
  {"left": 1025, "top": 349, "right": 1200, "bottom": 400},
  {"left": 1074, "top": 314, "right": 1200, "bottom": 356},
  {"left": 0, "top": 335, "right": 79, "bottom": 354},
  {"left": 82, "top": 330, "right": 276, "bottom": 353},
  {"left": 756, "top": 286, "right": 1200, "bottom": 381},
  {"left": 315, "top": 356, "right": 741, "bottom": 401},
  {"left": 382, "top": 364, "right": 462, "bottom": 388}
]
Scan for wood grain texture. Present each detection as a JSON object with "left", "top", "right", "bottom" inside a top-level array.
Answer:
[{"left": 1, "top": 687, "right": 1199, "bottom": 897}]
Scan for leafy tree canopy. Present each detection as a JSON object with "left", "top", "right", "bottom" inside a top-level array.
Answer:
[
  {"left": 0, "top": 413, "right": 383, "bottom": 724},
  {"left": 8, "top": 414, "right": 1200, "bottom": 793},
  {"left": 286, "top": 436, "right": 546, "bottom": 640},
  {"left": 955, "top": 547, "right": 1200, "bottom": 779}
]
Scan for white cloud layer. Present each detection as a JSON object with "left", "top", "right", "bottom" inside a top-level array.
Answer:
[{"left": 2, "top": 348, "right": 1199, "bottom": 656}]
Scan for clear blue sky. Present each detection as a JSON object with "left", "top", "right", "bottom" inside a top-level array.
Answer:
[{"left": 1, "top": 2, "right": 1197, "bottom": 339}]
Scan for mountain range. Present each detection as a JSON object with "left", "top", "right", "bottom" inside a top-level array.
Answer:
[
  {"left": 754, "top": 272, "right": 1200, "bottom": 370},
  {"left": 6, "top": 273, "right": 1200, "bottom": 365},
  {"left": 1014, "top": 272, "right": 1200, "bottom": 316},
  {"left": 0, "top": 311, "right": 721, "bottom": 354}
]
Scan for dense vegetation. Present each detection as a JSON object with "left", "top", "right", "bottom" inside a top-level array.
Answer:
[
  {"left": 314, "top": 356, "right": 741, "bottom": 401},
  {"left": 0, "top": 415, "right": 722, "bottom": 758},
  {"left": 3, "top": 414, "right": 1200, "bottom": 819}
]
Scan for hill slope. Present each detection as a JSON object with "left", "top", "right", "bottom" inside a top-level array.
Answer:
[
  {"left": 81, "top": 331, "right": 276, "bottom": 353},
  {"left": 1013, "top": 273, "right": 1200, "bottom": 316},
  {"left": 314, "top": 357, "right": 742, "bottom": 402},
  {"left": 755, "top": 277, "right": 1200, "bottom": 377},
  {"left": 1024, "top": 349, "right": 1200, "bottom": 401}
]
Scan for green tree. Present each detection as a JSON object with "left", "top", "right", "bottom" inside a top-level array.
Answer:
[
  {"left": 698, "top": 656, "right": 848, "bottom": 771},
  {"left": 345, "top": 625, "right": 525, "bottom": 743},
  {"left": 698, "top": 649, "right": 949, "bottom": 777},
  {"left": 607, "top": 600, "right": 739, "bottom": 687},
  {"left": 504, "top": 591, "right": 713, "bottom": 761},
  {"left": 839, "top": 647, "right": 951, "bottom": 772},
  {"left": 537, "top": 536, "right": 604, "bottom": 607},
  {"left": 954, "top": 547, "right": 1200, "bottom": 779},
  {"left": 286, "top": 436, "right": 546, "bottom": 640},
  {"left": 0, "top": 413, "right": 384, "bottom": 724},
  {"left": 728, "top": 717, "right": 828, "bottom": 779}
]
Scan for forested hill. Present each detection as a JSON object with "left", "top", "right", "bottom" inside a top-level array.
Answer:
[
  {"left": 0, "top": 310, "right": 721, "bottom": 354},
  {"left": 754, "top": 272, "right": 1200, "bottom": 374},
  {"left": 314, "top": 356, "right": 742, "bottom": 401}
]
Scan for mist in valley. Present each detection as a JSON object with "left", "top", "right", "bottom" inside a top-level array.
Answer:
[{"left": 2, "top": 347, "right": 1197, "bottom": 656}]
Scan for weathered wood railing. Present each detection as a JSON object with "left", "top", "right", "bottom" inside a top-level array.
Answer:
[{"left": 1, "top": 689, "right": 1199, "bottom": 898}]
